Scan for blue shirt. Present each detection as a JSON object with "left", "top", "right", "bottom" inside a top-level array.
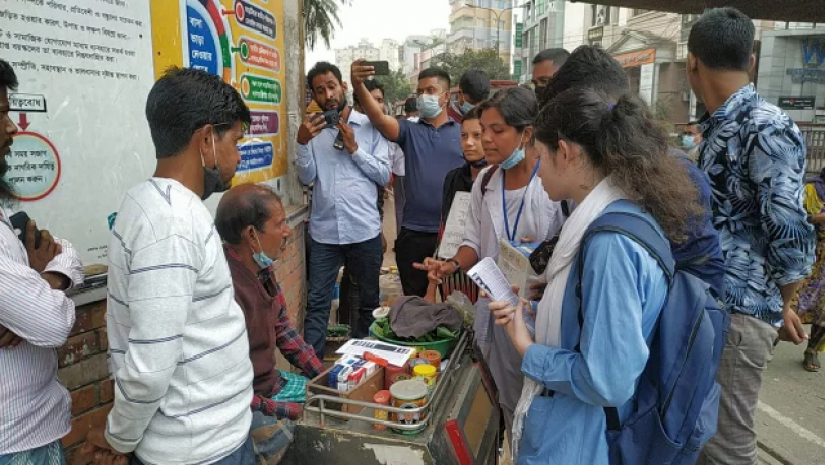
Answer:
[
  {"left": 397, "top": 118, "right": 465, "bottom": 233},
  {"left": 295, "top": 110, "right": 390, "bottom": 245},
  {"left": 517, "top": 201, "right": 668, "bottom": 465},
  {"left": 671, "top": 154, "right": 726, "bottom": 300},
  {"left": 698, "top": 84, "right": 815, "bottom": 325}
]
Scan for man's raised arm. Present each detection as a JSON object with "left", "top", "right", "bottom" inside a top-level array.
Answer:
[{"left": 351, "top": 59, "right": 401, "bottom": 142}]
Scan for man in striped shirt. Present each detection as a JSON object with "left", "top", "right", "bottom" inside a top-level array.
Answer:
[
  {"left": 0, "top": 60, "right": 85, "bottom": 465},
  {"left": 85, "top": 68, "right": 256, "bottom": 465}
]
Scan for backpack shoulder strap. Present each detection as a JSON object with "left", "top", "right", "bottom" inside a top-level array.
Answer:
[
  {"left": 574, "top": 206, "right": 674, "bottom": 345},
  {"left": 580, "top": 208, "right": 674, "bottom": 282},
  {"left": 479, "top": 165, "right": 500, "bottom": 199},
  {"left": 575, "top": 205, "right": 675, "bottom": 432}
]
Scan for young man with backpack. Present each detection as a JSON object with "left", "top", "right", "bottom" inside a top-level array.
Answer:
[{"left": 687, "top": 9, "right": 815, "bottom": 465}]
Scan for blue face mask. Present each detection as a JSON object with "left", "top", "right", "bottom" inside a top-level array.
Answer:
[
  {"left": 417, "top": 93, "right": 443, "bottom": 119},
  {"left": 461, "top": 101, "right": 474, "bottom": 115},
  {"left": 501, "top": 132, "right": 527, "bottom": 170},
  {"left": 682, "top": 135, "right": 696, "bottom": 148},
  {"left": 251, "top": 232, "right": 275, "bottom": 269}
]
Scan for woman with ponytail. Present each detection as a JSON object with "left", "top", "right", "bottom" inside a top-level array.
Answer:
[
  {"left": 489, "top": 88, "right": 702, "bottom": 465},
  {"left": 416, "top": 86, "right": 565, "bottom": 433}
]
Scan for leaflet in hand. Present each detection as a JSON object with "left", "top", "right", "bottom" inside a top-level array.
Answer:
[{"left": 467, "top": 257, "right": 519, "bottom": 307}]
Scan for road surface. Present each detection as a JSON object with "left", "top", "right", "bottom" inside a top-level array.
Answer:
[{"left": 757, "top": 326, "right": 825, "bottom": 465}]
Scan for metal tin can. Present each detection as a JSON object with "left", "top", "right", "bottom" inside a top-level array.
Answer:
[
  {"left": 373, "top": 390, "right": 391, "bottom": 431},
  {"left": 388, "top": 373, "right": 410, "bottom": 386},
  {"left": 418, "top": 350, "right": 442, "bottom": 371},
  {"left": 384, "top": 363, "right": 408, "bottom": 387},
  {"left": 390, "top": 380, "right": 428, "bottom": 434}
]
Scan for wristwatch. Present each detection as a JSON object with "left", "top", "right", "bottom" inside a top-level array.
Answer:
[{"left": 446, "top": 258, "right": 461, "bottom": 274}]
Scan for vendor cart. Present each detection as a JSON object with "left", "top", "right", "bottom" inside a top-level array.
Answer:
[{"left": 281, "top": 331, "right": 500, "bottom": 465}]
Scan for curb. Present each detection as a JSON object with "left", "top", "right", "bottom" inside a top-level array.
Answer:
[{"left": 758, "top": 440, "right": 794, "bottom": 465}]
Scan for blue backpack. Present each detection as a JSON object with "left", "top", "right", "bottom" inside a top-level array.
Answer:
[{"left": 575, "top": 206, "right": 730, "bottom": 465}]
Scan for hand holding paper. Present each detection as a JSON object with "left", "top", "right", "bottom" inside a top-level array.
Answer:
[{"left": 467, "top": 257, "right": 520, "bottom": 307}]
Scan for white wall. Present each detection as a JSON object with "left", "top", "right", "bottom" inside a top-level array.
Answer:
[{"left": 562, "top": 1, "right": 587, "bottom": 52}]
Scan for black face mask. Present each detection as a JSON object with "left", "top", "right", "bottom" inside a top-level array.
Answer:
[
  {"left": 202, "top": 165, "right": 230, "bottom": 201},
  {"left": 200, "top": 134, "right": 230, "bottom": 201}
]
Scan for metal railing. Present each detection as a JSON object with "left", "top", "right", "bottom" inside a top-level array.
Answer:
[
  {"left": 670, "top": 122, "right": 825, "bottom": 174},
  {"left": 303, "top": 330, "right": 470, "bottom": 430},
  {"left": 799, "top": 123, "right": 825, "bottom": 173}
]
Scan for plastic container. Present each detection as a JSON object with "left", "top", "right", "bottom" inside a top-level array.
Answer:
[
  {"left": 372, "top": 306, "right": 391, "bottom": 321},
  {"left": 369, "top": 321, "right": 457, "bottom": 358},
  {"left": 408, "top": 358, "right": 430, "bottom": 371},
  {"left": 373, "top": 390, "right": 391, "bottom": 430},
  {"left": 390, "top": 380, "right": 429, "bottom": 434},
  {"left": 412, "top": 364, "right": 437, "bottom": 391}
]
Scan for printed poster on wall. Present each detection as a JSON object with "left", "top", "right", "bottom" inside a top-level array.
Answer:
[
  {"left": 0, "top": 0, "right": 288, "bottom": 269},
  {"left": 0, "top": 1, "right": 156, "bottom": 267},
  {"left": 150, "top": 0, "right": 289, "bottom": 187}
]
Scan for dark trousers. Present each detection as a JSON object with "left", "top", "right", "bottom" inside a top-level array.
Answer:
[
  {"left": 304, "top": 235, "right": 383, "bottom": 358},
  {"left": 395, "top": 227, "right": 438, "bottom": 298}
]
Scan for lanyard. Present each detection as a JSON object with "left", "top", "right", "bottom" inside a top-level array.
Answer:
[{"left": 502, "top": 160, "right": 540, "bottom": 243}]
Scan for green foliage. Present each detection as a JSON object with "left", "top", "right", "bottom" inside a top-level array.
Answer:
[
  {"left": 303, "top": 0, "right": 351, "bottom": 50},
  {"left": 430, "top": 48, "right": 511, "bottom": 85},
  {"left": 374, "top": 69, "right": 413, "bottom": 104}
]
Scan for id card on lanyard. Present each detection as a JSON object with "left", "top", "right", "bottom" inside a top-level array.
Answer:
[{"left": 502, "top": 160, "right": 540, "bottom": 244}]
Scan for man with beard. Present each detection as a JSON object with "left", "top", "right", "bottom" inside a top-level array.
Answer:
[
  {"left": 297, "top": 62, "right": 390, "bottom": 358},
  {"left": 0, "top": 59, "right": 85, "bottom": 465}
]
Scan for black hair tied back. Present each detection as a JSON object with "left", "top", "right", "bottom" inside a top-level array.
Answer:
[{"left": 537, "top": 88, "right": 701, "bottom": 241}]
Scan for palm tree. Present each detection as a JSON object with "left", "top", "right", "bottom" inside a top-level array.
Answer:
[{"left": 303, "top": 0, "right": 351, "bottom": 50}]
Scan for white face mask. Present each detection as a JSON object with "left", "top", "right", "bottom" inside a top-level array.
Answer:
[{"left": 417, "top": 93, "right": 443, "bottom": 119}]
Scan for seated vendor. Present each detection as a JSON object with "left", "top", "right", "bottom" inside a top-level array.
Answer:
[{"left": 216, "top": 184, "right": 324, "bottom": 464}]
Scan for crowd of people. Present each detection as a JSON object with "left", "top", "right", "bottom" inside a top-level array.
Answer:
[{"left": 0, "top": 6, "right": 822, "bottom": 465}]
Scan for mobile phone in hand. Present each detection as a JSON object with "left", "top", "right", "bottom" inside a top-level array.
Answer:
[
  {"left": 322, "top": 109, "right": 340, "bottom": 128},
  {"left": 9, "top": 211, "right": 42, "bottom": 249},
  {"left": 362, "top": 60, "right": 390, "bottom": 76}
]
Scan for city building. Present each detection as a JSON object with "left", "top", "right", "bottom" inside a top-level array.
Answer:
[
  {"left": 401, "top": 35, "right": 432, "bottom": 76},
  {"left": 403, "top": 30, "right": 449, "bottom": 84},
  {"left": 447, "top": 0, "right": 515, "bottom": 65},
  {"left": 334, "top": 38, "right": 401, "bottom": 77},
  {"left": 515, "top": 2, "right": 774, "bottom": 124},
  {"left": 516, "top": 0, "right": 563, "bottom": 79},
  {"left": 757, "top": 23, "right": 825, "bottom": 124}
]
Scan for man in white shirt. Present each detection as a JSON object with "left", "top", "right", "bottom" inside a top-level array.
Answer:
[
  {"left": 85, "top": 68, "right": 256, "bottom": 465},
  {"left": 0, "top": 59, "right": 84, "bottom": 465}
]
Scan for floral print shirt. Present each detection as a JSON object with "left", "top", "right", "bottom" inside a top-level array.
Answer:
[{"left": 699, "top": 84, "right": 815, "bottom": 326}]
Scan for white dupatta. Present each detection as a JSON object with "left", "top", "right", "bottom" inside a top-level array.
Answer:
[{"left": 511, "top": 177, "right": 627, "bottom": 459}]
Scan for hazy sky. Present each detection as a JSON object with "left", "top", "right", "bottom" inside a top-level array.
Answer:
[{"left": 305, "top": 0, "right": 452, "bottom": 71}]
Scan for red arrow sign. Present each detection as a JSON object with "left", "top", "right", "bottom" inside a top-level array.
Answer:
[{"left": 18, "top": 113, "right": 29, "bottom": 131}]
